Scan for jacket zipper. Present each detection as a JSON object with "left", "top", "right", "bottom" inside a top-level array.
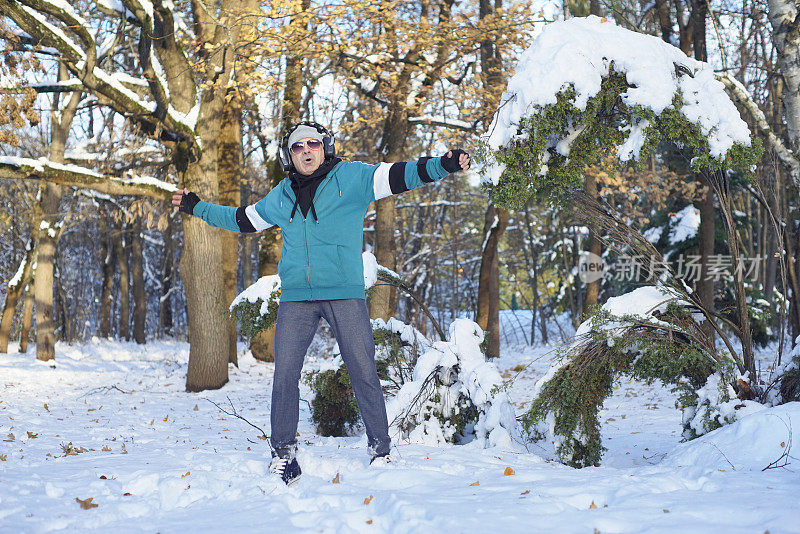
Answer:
[
  {"left": 303, "top": 173, "right": 337, "bottom": 298},
  {"left": 284, "top": 168, "right": 338, "bottom": 299}
]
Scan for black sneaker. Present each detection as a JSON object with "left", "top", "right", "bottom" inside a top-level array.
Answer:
[
  {"left": 369, "top": 453, "right": 391, "bottom": 466},
  {"left": 270, "top": 456, "right": 301, "bottom": 485}
]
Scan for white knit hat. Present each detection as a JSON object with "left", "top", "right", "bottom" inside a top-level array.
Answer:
[{"left": 287, "top": 125, "right": 324, "bottom": 147}]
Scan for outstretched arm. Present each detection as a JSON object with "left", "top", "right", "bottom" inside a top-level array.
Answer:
[
  {"left": 171, "top": 188, "right": 274, "bottom": 233},
  {"left": 366, "top": 149, "right": 471, "bottom": 202}
]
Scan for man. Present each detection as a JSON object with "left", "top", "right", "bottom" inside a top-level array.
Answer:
[{"left": 172, "top": 121, "right": 470, "bottom": 485}]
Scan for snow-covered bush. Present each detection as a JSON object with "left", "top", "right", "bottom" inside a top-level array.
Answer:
[
  {"left": 307, "top": 366, "right": 360, "bottom": 437},
  {"left": 523, "top": 286, "right": 753, "bottom": 467},
  {"left": 479, "top": 16, "right": 761, "bottom": 210},
  {"left": 777, "top": 339, "right": 800, "bottom": 404},
  {"left": 386, "top": 319, "right": 520, "bottom": 448},
  {"left": 229, "top": 275, "right": 281, "bottom": 341}
]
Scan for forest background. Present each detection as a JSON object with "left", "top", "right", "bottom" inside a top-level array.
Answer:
[{"left": 0, "top": 0, "right": 797, "bottom": 394}]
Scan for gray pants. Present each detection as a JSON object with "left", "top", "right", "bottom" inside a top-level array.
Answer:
[{"left": 270, "top": 298, "right": 391, "bottom": 459}]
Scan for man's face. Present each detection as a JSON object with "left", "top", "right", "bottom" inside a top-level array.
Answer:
[{"left": 289, "top": 138, "right": 325, "bottom": 175}]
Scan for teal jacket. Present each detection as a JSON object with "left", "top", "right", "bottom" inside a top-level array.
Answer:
[{"left": 193, "top": 157, "right": 451, "bottom": 301}]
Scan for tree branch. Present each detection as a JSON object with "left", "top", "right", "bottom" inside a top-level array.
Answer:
[
  {"left": 717, "top": 71, "right": 800, "bottom": 188},
  {"left": 0, "top": 157, "right": 176, "bottom": 199}
]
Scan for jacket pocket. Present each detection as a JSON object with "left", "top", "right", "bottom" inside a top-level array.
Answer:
[
  {"left": 278, "top": 248, "right": 307, "bottom": 290},
  {"left": 308, "top": 244, "right": 346, "bottom": 287}
]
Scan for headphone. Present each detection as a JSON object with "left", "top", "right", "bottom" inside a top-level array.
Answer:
[{"left": 278, "top": 121, "right": 336, "bottom": 171}]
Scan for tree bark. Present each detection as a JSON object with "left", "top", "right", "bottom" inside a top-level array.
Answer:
[
  {"left": 131, "top": 222, "right": 147, "bottom": 344},
  {"left": 159, "top": 220, "right": 174, "bottom": 337},
  {"left": 19, "top": 280, "right": 33, "bottom": 353},
  {"left": 475, "top": 204, "right": 508, "bottom": 358},
  {"left": 99, "top": 230, "right": 115, "bottom": 338},
  {"left": 118, "top": 230, "right": 130, "bottom": 341},
  {"left": 583, "top": 173, "right": 602, "bottom": 313},
  {"left": 34, "top": 64, "right": 80, "bottom": 361},
  {"left": 0, "top": 240, "right": 34, "bottom": 352},
  {"left": 691, "top": 0, "right": 717, "bottom": 341},
  {"left": 218, "top": 88, "right": 243, "bottom": 366}
]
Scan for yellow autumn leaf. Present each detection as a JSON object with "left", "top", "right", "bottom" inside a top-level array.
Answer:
[
  {"left": 182, "top": 471, "right": 190, "bottom": 478},
  {"left": 364, "top": 495, "right": 373, "bottom": 505},
  {"left": 331, "top": 473, "right": 340, "bottom": 484},
  {"left": 76, "top": 497, "right": 98, "bottom": 510},
  {"left": 589, "top": 501, "right": 598, "bottom": 509},
  {"left": 503, "top": 467, "right": 515, "bottom": 476},
  {"left": 469, "top": 480, "right": 479, "bottom": 486}
]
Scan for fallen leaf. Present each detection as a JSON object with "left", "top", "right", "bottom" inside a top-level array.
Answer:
[
  {"left": 257, "top": 435, "right": 267, "bottom": 440},
  {"left": 366, "top": 519, "right": 373, "bottom": 525},
  {"left": 193, "top": 405, "right": 199, "bottom": 411},
  {"left": 27, "top": 431, "right": 38, "bottom": 439},
  {"left": 163, "top": 416, "right": 168, "bottom": 422},
  {"left": 44, "top": 403, "right": 49, "bottom": 412},
  {"left": 364, "top": 495, "right": 373, "bottom": 505},
  {"left": 589, "top": 501, "right": 598, "bottom": 509},
  {"left": 600, "top": 17, "right": 607, "bottom": 22},
  {"left": 76, "top": 497, "right": 98, "bottom": 510},
  {"left": 101, "top": 445, "right": 111, "bottom": 451},
  {"left": 781, "top": 442, "right": 786, "bottom": 448},
  {"left": 181, "top": 471, "right": 190, "bottom": 478},
  {"left": 149, "top": 419, "right": 154, "bottom": 425},
  {"left": 0, "top": 454, "right": 7, "bottom": 461},
  {"left": 520, "top": 490, "right": 530, "bottom": 495},
  {"left": 663, "top": 509, "right": 670, "bottom": 513},
  {"left": 469, "top": 480, "right": 480, "bottom": 486},
  {"left": 331, "top": 473, "right": 340, "bottom": 484},
  {"left": 503, "top": 467, "right": 515, "bottom": 476},
  {"left": 4, "top": 433, "right": 14, "bottom": 442},
  {"left": 123, "top": 492, "right": 131, "bottom": 496}
]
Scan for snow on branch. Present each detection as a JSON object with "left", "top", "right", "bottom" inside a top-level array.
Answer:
[
  {"left": 717, "top": 71, "right": 800, "bottom": 188},
  {"left": 408, "top": 115, "right": 480, "bottom": 132},
  {"left": 0, "top": 156, "right": 176, "bottom": 198},
  {"left": 479, "top": 16, "right": 761, "bottom": 210},
  {"left": 1, "top": 1, "right": 87, "bottom": 62}
]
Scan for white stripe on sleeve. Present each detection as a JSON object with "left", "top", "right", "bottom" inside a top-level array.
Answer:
[
  {"left": 245, "top": 204, "right": 273, "bottom": 231},
  {"left": 372, "top": 162, "right": 393, "bottom": 200}
]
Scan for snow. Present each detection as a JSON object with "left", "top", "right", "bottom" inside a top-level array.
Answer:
[
  {"left": 667, "top": 402, "right": 799, "bottom": 474},
  {"left": 386, "top": 319, "right": 521, "bottom": 449},
  {"left": 668, "top": 204, "right": 701, "bottom": 244},
  {"left": 483, "top": 16, "right": 752, "bottom": 184},
  {"left": 20, "top": 5, "right": 86, "bottom": 62},
  {"left": 8, "top": 255, "right": 27, "bottom": 289},
  {"left": 1, "top": 338, "right": 798, "bottom": 532}
]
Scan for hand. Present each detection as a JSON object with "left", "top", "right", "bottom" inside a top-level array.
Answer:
[
  {"left": 171, "top": 188, "right": 200, "bottom": 215},
  {"left": 440, "top": 149, "right": 471, "bottom": 173}
]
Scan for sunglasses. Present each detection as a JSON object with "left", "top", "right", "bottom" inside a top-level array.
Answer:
[{"left": 289, "top": 139, "right": 323, "bottom": 155}]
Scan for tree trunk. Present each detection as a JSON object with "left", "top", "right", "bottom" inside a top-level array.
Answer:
[
  {"left": 583, "top": 173, "right": 602, "bottom": 313},
  {"left": 33, "top": 63, "right": 81, "bottom": 360},
  {"left": 697, "top": 186, "right": 716, "bottom": 339},
  {"left": 19, "top": 280, "right": 34, "bottom": 353},
  {"left": 118, "top": 230, "right": 130, "bottom": 341},
  {"left": 475, "top": 204, "right": 508, "bottom": 358},
  {"left": 218, "top": 88, "right": 243, "bottom": 366},
  {"left": 99, "top": 231, "right": 115, "bottom": 338},
  {"left": 769, "top": 0, "right": 800, "bottom": 347},
  {"left": 159, "top": 220, "right": 174, "bottom": 337},
  {"left": 131, "top": 222, "right": 147, "bottom": 344},
  {"left": 370, "top": 196, "right": 398, "bottom": 320},
  {"left": 692, "top": 0, "right": 717, "bottom": 341},
  {"left": 0, "top": 240, "right": 34, "bottom": 352}
]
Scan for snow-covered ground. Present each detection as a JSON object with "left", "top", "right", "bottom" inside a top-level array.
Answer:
[{"left": 1, "top": 335, "right": 798, "bottom": 533}]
